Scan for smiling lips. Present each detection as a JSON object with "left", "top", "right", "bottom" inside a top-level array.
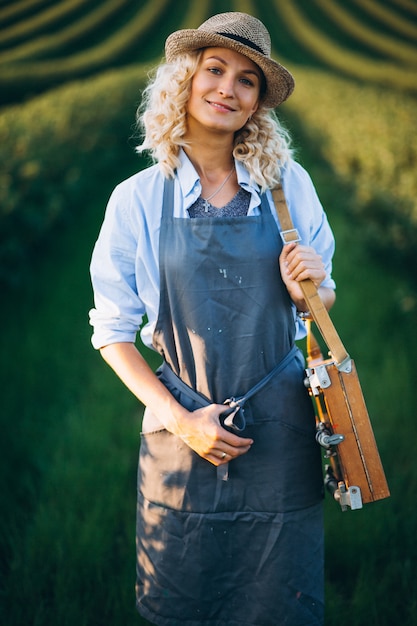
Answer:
[{"left": 207, "top": 100, "right": 236, "bottom": 112}]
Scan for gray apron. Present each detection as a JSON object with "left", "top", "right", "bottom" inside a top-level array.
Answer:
[{"left": 136, "top": 179, "right": 324, "bottom": 626}]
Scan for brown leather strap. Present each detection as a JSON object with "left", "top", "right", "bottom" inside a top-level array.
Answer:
[
  {"left": 272, "top": 186, "right": 350, "bottom": 369},
  {"left": 305, "top": 319, "right": 323, "bottom": 365}
]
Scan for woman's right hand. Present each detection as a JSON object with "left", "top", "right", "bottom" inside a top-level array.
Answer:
[{"left": 177, "top": 404, "right": 254, "bottom": 466}]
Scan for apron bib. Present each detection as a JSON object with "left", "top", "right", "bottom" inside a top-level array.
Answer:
[{"left": 136, "top": 178, "right": 324, "bottom": 626}]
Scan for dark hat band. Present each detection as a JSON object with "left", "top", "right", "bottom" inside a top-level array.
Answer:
[{"left": 216, "top": 32, "right": 265, "bottom": 55}]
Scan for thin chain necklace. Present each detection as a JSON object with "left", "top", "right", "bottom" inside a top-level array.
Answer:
[{"left": 202, "top": 168, "right": 234, "bottom": 212}]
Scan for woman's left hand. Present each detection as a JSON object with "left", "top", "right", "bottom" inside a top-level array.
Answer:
[{"left": 278, "top": 242, "right": 326, "bottom": 308}]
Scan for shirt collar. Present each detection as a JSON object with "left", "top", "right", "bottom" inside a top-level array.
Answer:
[
  {"left": 177, "top": 148, "right": 263, "bottom": 212},
  {"left": 177, "top": 149, "right": 199, "bottom": 199}
]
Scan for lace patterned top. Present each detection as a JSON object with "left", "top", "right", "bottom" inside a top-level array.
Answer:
[{"left": 187, "top": 188, "right": 251, "bottom": 218}]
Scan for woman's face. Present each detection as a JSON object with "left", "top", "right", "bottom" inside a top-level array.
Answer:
[{"left": 186, "top": 47, "right": 261, "bottom": 136}]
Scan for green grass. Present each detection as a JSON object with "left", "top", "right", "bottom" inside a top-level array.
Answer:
[
  {"left": 296, "top": 149, "right": 417, "bottom": 626},
  {"left": 0, "top": 184, "right": 143, "bottom": 625}
]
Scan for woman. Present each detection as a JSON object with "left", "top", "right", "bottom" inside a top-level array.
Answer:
[{"left": 89, "top": 12, "right": 336, "bottom": 626}]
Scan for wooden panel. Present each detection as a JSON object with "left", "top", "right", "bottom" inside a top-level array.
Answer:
[{"left": 321, "top": 359, "right": 390, "bottom": 503}]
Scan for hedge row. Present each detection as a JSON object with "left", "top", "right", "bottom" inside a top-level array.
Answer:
[
  {"left": 392, "top": 0, "right": 417, "bottom": 16},
  {"left": 3, "top": 0, "right": 417, "bottom": 108},
  {"left": 0, "top": 0, "right": 178, "bottom": 104},
  {"left": 0, "top": 0, "right": 55, "bottom": 28},
  {"left": 1, "top": 56, "right": 416, "bottom": 288},
  {"left": 0, "top": 66, "right": 146, "bottom": 287},
  {"left": 314, "top": 0, "right": 417, "bottom": 66},
  {"left": 285, "top": 67, "right": 417, "bottom": 216},
  {"left": 273, "top": 0, "right": 417, "bottom": 92},
  {"left": 0, "top": 0, "right": 215, "bottom": 287},
  {"left": 1, "top": 0, "right": 417, "bottom": 288},
  {"left": 0, "top": 0, "right": 95, "bottom": 46},
  {"left": 283, "top": 65, "right": 417, "bottom": 276},
  {"left": 352, "top": 0, "right": 417, "bottom": 40},
  {"left": 0, "top": 0, "right": 131, "bottom": 63}
]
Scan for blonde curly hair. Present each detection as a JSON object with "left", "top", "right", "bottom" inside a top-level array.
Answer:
[{"left": 136, "top": 51, "right": 293, "bottom": 192}]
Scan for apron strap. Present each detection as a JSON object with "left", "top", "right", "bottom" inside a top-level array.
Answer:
[
  {"left": 158, "top": 361, "right": 211, "bottom": 409},
  {"left": 160, "top": 346, "right": 297, "bottom": 483},
  {"left": 160, "top": 344, "right": 298, "bottom": 432},
  {"left": 222, "top": 344, "right": 298, "bottom": 420},
  {"left": 162, "top": 176, "right": 175, "bottom": 219}
]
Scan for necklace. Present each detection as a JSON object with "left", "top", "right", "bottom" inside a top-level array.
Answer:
[{"left": 202, "top": 168, "right": 234, "bottom": 212}]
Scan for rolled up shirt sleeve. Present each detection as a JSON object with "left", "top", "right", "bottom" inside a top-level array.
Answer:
[
  {"left": 280, "top": 160, "right": 336, "bottom": 291},
  {"left": 89, "top": 185, "right": 145, "bottom": 349},
  {"left": 276, "top": 161, "right": 336, "bottom": 340}
]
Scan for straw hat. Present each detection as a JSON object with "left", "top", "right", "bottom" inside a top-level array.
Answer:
[{"left": 165, "top": 12, "right": 294, "bottom": 108}]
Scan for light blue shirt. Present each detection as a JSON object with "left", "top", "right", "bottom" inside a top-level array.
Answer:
[{"left": 89, "top": 150, "right": 335, "bottom": 350}]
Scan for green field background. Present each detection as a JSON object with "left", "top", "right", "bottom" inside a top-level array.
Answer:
[{"left": 1, "top": 1, "right": 417, "bottom": 624}]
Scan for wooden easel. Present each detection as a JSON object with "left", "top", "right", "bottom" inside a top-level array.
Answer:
[{"left": 273, "top": 186, "right": 390, "bottom": 510}]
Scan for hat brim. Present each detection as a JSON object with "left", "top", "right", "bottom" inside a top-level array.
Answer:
[{"left": 165, "top": 29, "right": 294, "bottom": 108}]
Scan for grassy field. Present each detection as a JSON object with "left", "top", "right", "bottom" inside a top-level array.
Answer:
[{"left": 1, "top": 1, "right": 417, "bottom": 624}]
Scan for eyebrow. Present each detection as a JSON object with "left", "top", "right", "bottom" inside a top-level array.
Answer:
[{"left": 204, "top": 55, "right": 261, "bottom": 79}]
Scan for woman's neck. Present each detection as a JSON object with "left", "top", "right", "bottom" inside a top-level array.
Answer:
[
  {"left": 183, "top": 126, "right": 235, "bottom": 179},
  {"left": 184, "top": 149, "right": 234, "bottom": 180},
  {"left": 183, "top": 142, "right": 238, "bottom": 209}
]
